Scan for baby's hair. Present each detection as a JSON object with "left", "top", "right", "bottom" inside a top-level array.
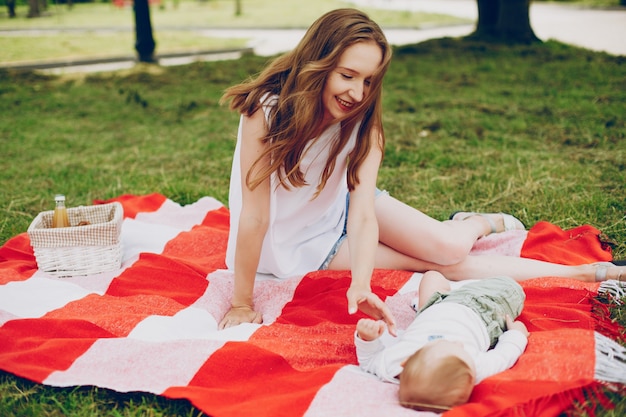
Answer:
[
  {"left": 399, "top": 345, "right": 474, "bottom": 411},
  {"left": 221, "top": 8, "right": 392, "bottom": 196}
]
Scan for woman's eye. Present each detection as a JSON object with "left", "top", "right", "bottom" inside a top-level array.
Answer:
[
  {"left": 341, "top": 73, "right": 353, "bottom": 80},
  {"left": 364, "top": 80, "right": 372, "bottom": 87}
]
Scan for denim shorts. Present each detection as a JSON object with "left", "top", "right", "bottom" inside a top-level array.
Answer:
[
  {"left": 319, "top": 189, "right": 388, "bottom": 270},
  {"left": 419, "top": 276, "right": 525, "bottom": 347}
]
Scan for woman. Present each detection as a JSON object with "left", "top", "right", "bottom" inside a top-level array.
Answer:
[{"left": 219, "top": 8, "right": 623, "bottom": 330}]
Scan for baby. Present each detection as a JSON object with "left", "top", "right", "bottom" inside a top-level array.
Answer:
[{"left": 355, "top": 271, "right": 529, "bottom": 412}]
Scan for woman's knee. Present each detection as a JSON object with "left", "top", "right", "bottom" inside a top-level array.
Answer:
[{"left": 425, "top": 235, "right": 472, "bottom": 266}]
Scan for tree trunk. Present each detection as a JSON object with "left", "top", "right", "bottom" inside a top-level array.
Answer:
[
  {"left": 134, "top": 0, "right": 157, "bottom": 63},
  {"left": 496, "top": 0, "right": 539, "bottom": 43},
  {"left": 235, "top": 0, "right": 241, "bottom": 16},
  {"left": 6, "top": 0, "right": 16, "bottom": 18},
  {"left": 470, "top": 0, "right": 540, "bottom": 44},
  {"left": 27, "top": 0, "right": 40, "bottom": 18},
  {"left": 473, "top": 0, "right": 499, "bottom": 37}
]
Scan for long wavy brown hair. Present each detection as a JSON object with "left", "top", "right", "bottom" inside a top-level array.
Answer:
[{"left": 220, "top": 8, "right": 392, "bottom": 195}]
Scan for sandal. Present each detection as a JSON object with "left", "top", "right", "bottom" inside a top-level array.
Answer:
[
  {"left": 594, "top": 262, "right": 624, "bottom": 282},
  {"left": 449, "top": 211, "right": 525, "bottom": 234}
]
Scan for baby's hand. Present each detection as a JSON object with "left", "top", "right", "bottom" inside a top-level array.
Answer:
[
  {"left": 356, "top": 318, "right": 386, "bottom": 341},
  {"left": 505, "top": 315, "right": 529, "bottom": 337}
]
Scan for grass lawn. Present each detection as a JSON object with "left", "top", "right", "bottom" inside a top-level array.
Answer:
[{"left": 0, "top": 1, "right": 625, "bottom": 416}]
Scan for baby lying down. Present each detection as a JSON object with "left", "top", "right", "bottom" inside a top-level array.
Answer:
[{"left": 354, "top": 271, "right": 529, "bottom": 412}]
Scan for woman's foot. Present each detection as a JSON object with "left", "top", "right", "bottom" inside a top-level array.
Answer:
[
  {"left": 450, "top": 212, "right": 525, "bottom": 236},
  {"left": 593, "top": 262, "right": 625, "bottom": 282}
]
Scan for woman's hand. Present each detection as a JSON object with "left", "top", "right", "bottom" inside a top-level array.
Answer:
[
  {"left": 347, "top": 285, "right": 397, "bottom": 337},
  {"left": 219, "top": 305, "right": 263, "bottom": 329}
]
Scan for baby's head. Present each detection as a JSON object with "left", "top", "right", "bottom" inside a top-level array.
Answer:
[{"left": 398, "top": 339, "right": 476, "bottom": 412}]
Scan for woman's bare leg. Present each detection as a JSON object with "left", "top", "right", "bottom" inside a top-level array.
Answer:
[
  {"left": 329, "top": 193, "right": 624, "bottom": 282},
  {"left": 435, "top": 254, "right": 606, "bottom": 282},
  {"left": 329, "top": 240, "right": 623, "bottom": 283},
  {"left": 373, "top": 193, "right": 518, "bottom": 266}
]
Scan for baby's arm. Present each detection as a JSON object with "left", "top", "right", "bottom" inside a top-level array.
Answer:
[
  {"left": 354, "top": 319, "right": 404, "bottom": 383},
  {"left": 354, "top": 319, "right": 386, "bottom": 375},
  {"left": 356, "top": 318, "right": 386, "bottom": 341},
  {"left": 475, "top": 316, "right": 529, "bottom": 383}
]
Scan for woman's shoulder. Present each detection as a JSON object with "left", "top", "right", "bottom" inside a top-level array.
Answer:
[
  {"left": 259, "top": 92, "right": 278, "bottom": 125},
  {"left": 260, "top": 92, "right": 278, "bottom": 107}
]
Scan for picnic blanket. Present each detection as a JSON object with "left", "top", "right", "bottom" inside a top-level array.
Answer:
[{"left": 1, "top": 193, "right": 625, "bottom": 417}]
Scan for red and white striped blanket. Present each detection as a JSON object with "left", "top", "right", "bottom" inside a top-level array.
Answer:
[{"left": 0, "top": 194, "right": 623, "bottom": 416}]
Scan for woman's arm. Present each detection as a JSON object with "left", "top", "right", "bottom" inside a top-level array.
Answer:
[
  {"left": 345, "top": 129, "right": 396, "bottom": 335},
  {"left": 346, "top": 138, "right": 380, "bottom": 293},
  {"left": 219, "top": 109, "right": 271, "bottom": 329}
]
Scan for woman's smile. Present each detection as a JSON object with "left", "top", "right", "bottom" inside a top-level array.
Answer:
[{"left": 336, "top": 96, "right": 354, "bottom": 111}]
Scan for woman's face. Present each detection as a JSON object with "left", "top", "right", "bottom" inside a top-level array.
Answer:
[{"left": 321, "top": 40, "right": 383, "bottom": 124}]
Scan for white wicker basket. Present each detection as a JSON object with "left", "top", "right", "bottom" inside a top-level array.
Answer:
[{"left": 27, "top": 202, "right": 123, "bottom": 277}]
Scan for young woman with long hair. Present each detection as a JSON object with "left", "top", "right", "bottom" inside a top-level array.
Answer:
[{"left": 219, "top": 8, "right": 624, "bottom": 331}]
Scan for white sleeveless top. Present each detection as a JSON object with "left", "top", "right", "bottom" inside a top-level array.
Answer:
[{"left": 225, "top": 95, "right": 359, "bottom": 278}]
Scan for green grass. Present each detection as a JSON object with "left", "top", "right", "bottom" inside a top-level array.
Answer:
[
  {"left": 0, "top": 2, "right": 625, "bottom": 416},
  {"left": 0, "top": 374, "right": 204, "bottom": 416},
  {"left": 0, "top": 0, "right": 466, "bottom": 64},
  {"left": 0, "top": 31, "right": 247, "bottom": 64}
]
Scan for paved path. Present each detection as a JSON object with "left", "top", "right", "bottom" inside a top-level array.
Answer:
[{"left": 3, "top": 0, "right": 624, "bottom": 74}]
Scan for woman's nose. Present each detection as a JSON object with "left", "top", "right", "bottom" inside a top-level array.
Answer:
[{"left": 349, "top": 84, "right": 364, "bottom": 102}]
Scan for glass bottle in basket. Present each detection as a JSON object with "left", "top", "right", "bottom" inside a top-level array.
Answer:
[{"left": 52, "top": 194, "right": 70, "bottom": 228}]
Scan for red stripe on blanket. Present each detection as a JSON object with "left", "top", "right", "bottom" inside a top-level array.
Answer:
[
  {"left": 450, "top": 379, "right": 604, "bottom": 417},
  {"left": 104, "top": 205, "right": 230, "bottom": 304},
  {"left": 511, "top": 328, "right": 595, "bottom": 380},
  {"left": 95, "top": 193, "right": 167, "bottom": 219},
  {"left": 521, "top": 278, "right": 598, "bottom": 332},
  {"left": 45, "top": 293, "right": 185, "bottom": 337},
  {"left": 162, "top": 207, "right": 230, "bottom": 272},
  {"left": 0, "top": 234, "right": 37, "bottom": 284},
  {"left": 200, "top": 205, "right": 230, "bottom": 230},
  {"left": 0, "top": 318, "right": 114, "bottom": 382},
  {"left": 251, "top": 322, "right": 356, "bottom": 371},
  {"left": 522, "top": 221, "right": 613, "bottom": 264},
  {"left": 252, "top": 272, "right": 357, "bottom": 370},
  {"left": 106, "top": 253, "right": 209, "bottom": 306},
  {"left": 273, "top": 269, "right": 409, "bottom": 328},
  {"left": 163, "top": 341, "right": 340, "bottom": 417},
  {"left": 251, "top": 269, "right": 412, "bottom": 370}
]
